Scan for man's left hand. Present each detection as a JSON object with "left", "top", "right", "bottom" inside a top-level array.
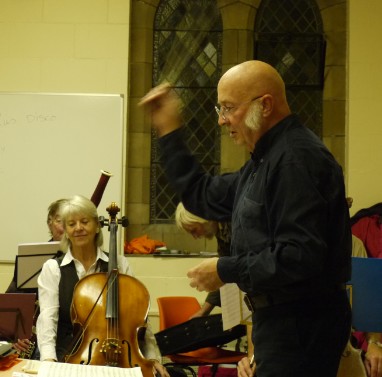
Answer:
[{"left": 187, "top": 257, "right": 224, "bottom": 292}]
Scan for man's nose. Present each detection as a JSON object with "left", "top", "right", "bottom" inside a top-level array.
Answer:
[{"left": 217, "top": 113, "right": 227, "bottom": 127}]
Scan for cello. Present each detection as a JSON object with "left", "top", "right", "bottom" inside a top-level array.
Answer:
[{"left": 65, "top": 202, "right": 156, "bottom": 377}]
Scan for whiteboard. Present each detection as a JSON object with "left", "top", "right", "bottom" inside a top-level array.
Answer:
[{"left": 0, "top": 93, "right": 124, "bottom": 262}]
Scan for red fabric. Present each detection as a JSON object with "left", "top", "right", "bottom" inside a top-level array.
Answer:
[
  {"left": 351, "top": 214, "right": 382, "bottom": 350},
  {"left": 352, "top": 331, "right": 368, "bottom": 352},
  {"left": 351, "top": 215, "right": 382, "bottom": 258},
  {"left": 198, "top": 365, "right": 238, "bottom": 377},
  {"left": 0, "top": 354, "right": 21, "bottom": 371},
  {"left": 124, "top": 235, "right": 165, "bottom": 254}
]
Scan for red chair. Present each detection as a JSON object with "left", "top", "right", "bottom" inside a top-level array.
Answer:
[{"left": 156, "top": 296, "right": 246, "bottom": 377}]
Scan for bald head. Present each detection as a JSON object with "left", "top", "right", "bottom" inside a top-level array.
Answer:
[
  {"left": 218, "top": 60, "right": 290, "bottom": 125},
  {"left": 219, "top": 60, "right": 285, "bottom": 98}
]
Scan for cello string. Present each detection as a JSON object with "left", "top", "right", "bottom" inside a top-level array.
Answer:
[
  {"left": 116, "top": 276, "right": 119, "bottom": 365},
  {"left": 106, "top": 271, "right": 116, "bottom": 364},
  {"left": 107, "top": 271, "right": 119, "bottom": 365},
  {"left": 65, "top": 273, "right": 110, "bottom": 360}
]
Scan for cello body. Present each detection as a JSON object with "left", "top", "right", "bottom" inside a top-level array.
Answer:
[{"left": 65, "top": 202, "right": 156, "bottom": 377}]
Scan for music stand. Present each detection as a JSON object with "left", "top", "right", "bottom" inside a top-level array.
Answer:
[
  {"left": 16, "top": 242, "right": 61, "bottom": 289},
  {"left": 0, "top": 293, "right": 36, "bottom": 342}
]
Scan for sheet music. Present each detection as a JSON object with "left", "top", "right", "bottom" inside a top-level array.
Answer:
[
  {"left": 239, "top": 290, "right": 252, "bottom": 324},
  {"left": 220, "top": 283, "right": 241, "bottom": 330},
  {"left": 220, "top": 283, "right": 252, "bottom": 331},
  {"left": 36, "top": 361, "right": 144, "bottom": 377}
]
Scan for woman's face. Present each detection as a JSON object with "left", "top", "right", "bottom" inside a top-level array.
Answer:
[
  {"left": 48, "top": 214, "right": 65, "bottom": 241},
  {"left": 64, "top": 213, "right": 99, "bottom": 249},
  {"left": 182, "top": 221, "right": 217, "bottom": 240}
]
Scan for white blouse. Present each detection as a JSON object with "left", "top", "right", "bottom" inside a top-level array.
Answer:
[{"left": 36, "top": 248, "right": 160, "bottom": 362}]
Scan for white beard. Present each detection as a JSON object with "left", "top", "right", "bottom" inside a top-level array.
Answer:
[{"left": 245, "top": 101, "right": 263, "bottom": 132}]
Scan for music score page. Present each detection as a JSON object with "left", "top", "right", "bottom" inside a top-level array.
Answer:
[
  {"left": 220, "top": 283, "right": 252, "bottom": 330},
  {"left": 21, "top": 360, "right": 144, "bottom": 377}
]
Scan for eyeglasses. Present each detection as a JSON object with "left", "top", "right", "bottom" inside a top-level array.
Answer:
[
  {"left": 49, "top": 216, "right": 62, "bottom": 225},
  {"left": 215, "top": 95, "right": 264, "bottom": 121}
]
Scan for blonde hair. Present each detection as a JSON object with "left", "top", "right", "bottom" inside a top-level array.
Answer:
[
  {"left": 175, "top": 202, "right": 209, "bottom": 229},
  {"left": 60, "top": 195, "right": 103, "bottom": 251},
  {"left": 47, "top": 199, "right": 66, "bottom": 222},
  {"left": 47, "top": 198, "right": 67, "bottom": 236}
]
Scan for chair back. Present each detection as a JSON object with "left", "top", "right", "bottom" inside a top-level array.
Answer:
[
  {"left": 157, "top": 296, "right": 201, "bottom": 330},
  {"left": 349, "top": 257, "right": 382, "bottom": 332},
  {"left": 156, "top": 296, "right": 246, "bottom": 366}
]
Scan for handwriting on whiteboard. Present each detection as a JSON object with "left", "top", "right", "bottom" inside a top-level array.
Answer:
[{"left": 0, "top": 112, "right": 57, "bottom": 127}]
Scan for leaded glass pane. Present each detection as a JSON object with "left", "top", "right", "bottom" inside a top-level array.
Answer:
[
  {"left": 151, "top": 0, "right": 222, "bottom": 223},
  {"left": 255, "top": 0, "right": 324, "bottom": 137},
  {"left": 256, "top": 0, "right": 323, "bottom": 33},
  {"left": 287, "top": 89, "right": 322, "bottom": 138},
  {"left": 255, "top": 34, "right": 325, "bottom": 87}
]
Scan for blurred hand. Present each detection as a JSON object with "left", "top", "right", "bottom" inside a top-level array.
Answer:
[
  {"left": 187, "top": 258, "right": 223, "bottom": 292},
  {"left": 139, "top": 83, "right": 182, "bottom": 137}
]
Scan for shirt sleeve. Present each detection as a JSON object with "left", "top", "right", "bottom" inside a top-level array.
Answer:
[
  {"left": 205, "top": 290, "right": 221, "bottom": 307},
  {"left": 36, "top": 259, "right": 61, "bottom": 361},
  {"left": 117, "top": 254, "right": 134, "bottom": 276},
  {"left": 139, "top": 323, "right": 161, "bottom": 361},
  {"left": 159, "top": 129, "right": 237, "bottom": 222}
]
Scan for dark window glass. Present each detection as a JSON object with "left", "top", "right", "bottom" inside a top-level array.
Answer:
[
  {"left": 151, "top": 0, "right": 222, "bottom": 223},
  {"left": 255, "top": 0, "right": 325, "bottom": 137}
]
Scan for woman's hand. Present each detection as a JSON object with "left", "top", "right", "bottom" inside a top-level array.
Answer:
[
  {"left": 364, "top": 342, "right": 382, "bottom": 377},
  {"left": 13, "top": 338, "right": 31, "bottom": 354},
  {"left": 153, "top": 360, "right": 170, "bottom": 377}
]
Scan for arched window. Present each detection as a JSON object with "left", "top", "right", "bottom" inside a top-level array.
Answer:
[
  {"left": 150, "top": 0, "right": 222, "bottom": 223},
  {"left": 255, "top": 0, "right": 325, "bottom": 137}
]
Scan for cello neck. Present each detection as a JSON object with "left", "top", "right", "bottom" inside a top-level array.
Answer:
[
  {"left": 105, "top": 203, "right": 120, "bottom": 319},
  {"left": 105, "top": 202, "right": 120, "bottom": 273}
]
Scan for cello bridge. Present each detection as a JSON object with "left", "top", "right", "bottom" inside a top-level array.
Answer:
[{"left": 100, "top": 338, "right": 121, "bottom": 354}]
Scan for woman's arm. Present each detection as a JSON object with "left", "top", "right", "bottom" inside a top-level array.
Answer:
[{"left": 36, "top": 259, "right": 61, "bottom": 361}]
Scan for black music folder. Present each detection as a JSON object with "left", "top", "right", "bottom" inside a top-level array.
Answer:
[{"left": 154, "top": 313, "right": 246, "bottom": 355}]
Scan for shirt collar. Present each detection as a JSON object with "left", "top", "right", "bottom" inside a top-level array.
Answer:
[
  {"left": 251, "top": 114, "right": 298, "bottom": 164},
  {"left": 60, "top": 247, "right": 108, "bottom": 267}
]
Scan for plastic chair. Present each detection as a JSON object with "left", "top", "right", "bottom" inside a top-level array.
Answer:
[
  {"left": 349, "top": 257, "right": 382, "bottom": 332},
  {"left": 156, "top": 296, "right": 246, "bottom": 377},
  {"left": 335, "top": 257, "right": 373, "bottom": 377}
]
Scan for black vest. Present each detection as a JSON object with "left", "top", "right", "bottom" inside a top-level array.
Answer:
[{"left": 55, "top": 253, "right": 108, "bottom": 361}]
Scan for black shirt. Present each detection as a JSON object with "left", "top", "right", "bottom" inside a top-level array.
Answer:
[{"left": 159, "top": 114, "right": 352, "bottom": 300}]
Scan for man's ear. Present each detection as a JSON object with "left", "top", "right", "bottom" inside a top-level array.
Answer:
[{"left": 261, "top": 94, "right": 274, "bottom": 117}]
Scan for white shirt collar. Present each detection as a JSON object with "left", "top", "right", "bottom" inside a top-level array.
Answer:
[{"left": 60, "top": 247, "right": 108, "bottom": 267}]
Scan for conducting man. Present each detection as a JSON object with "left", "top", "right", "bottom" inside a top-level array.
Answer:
[{"left": 140, "top": 60, "right": 352, "bottom": 377}]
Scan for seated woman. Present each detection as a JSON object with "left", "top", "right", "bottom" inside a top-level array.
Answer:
[{"left": 36, "top": 195, "right": 169, "bottom": 377}]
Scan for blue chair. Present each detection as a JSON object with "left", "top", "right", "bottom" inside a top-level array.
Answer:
[{"left": 348, "top": 257, "right": 382, "bottom": 332}]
